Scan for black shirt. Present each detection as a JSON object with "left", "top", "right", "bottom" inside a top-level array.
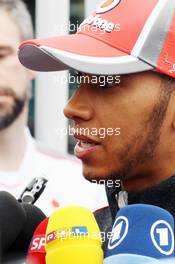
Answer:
[{"left": 94, "top": 176, "right": 175, "bottom": 256}]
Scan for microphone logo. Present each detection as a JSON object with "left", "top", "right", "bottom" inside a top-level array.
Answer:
[
  {"left": 46, "top": 226, "right": 89, "bottom": 244},
  {"left": 29, "top": 235, "right": 46, "bottom": 253},
  {"left": 150, "top": 220, "right": 174, "bottom": 256},
  {"left": 72, "top": 226, "right": 88, "bottom": 236},
  {"left": 108, "top": 216, "right": 129, "bottom": 250}
]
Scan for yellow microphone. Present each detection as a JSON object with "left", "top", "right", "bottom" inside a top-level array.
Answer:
[{"left": 45, "top": 206, "right": 103, "bottom": 264}]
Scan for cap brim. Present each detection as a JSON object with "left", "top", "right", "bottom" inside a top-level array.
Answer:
[{"left": 18, "top": 33, "right": 153, "bottom": 75}]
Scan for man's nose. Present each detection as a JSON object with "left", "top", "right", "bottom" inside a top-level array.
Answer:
[{"left": 63, "top": 87, "right": 93, "bottom": 122}]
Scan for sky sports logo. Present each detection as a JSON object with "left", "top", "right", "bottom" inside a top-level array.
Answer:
[{"left": 46, "top": 226, "right": 88, "bottom": 244}]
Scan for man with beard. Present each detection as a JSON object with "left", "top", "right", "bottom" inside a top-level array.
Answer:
[
  {"left": 0, "top": 0, "right": 108, "bottom": 216},
  {"left": 18, "top": 0, "right": 175, "bottom": 254}
]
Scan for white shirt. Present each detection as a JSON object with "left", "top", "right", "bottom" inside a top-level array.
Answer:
[{"left": 0, "top": 129, "right": 108, "bottom": 216}]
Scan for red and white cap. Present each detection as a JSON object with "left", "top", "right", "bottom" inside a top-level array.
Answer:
[{"left": 18, "top": 0, "right": 175, "bottom": 77}]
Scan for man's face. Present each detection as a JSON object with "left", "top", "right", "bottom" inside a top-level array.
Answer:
[
  {"left": 64, "top": 71, "right": 173, "bottom": 190},
  {"left": 0, "top": 9, "right": 29, "bottom": 130}
]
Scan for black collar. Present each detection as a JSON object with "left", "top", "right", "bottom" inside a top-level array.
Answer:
[{"left": 106, "top": 176, "right": 175, "bottom": 222}]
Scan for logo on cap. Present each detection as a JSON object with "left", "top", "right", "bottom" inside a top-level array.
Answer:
[
  {"left": 96, "top": 0, "right": 121, "bottom": 14},
  {"left": 108, "top": 216, "right": 129, "bottom": 249},
  {"left": 150, "top": 220, "right": 174, "bottom": 256}
]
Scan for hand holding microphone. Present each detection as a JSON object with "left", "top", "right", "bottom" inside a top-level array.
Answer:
[{"left": 104, "top": 204, "right": 175, "bottom": 264}]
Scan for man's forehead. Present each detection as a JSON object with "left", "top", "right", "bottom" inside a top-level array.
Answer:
[{"left": 0, "top": 8, "right": 21, "bottom": 48}]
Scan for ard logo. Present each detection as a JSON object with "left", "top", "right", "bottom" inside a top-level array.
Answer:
[
  {"left": 108, "top": 216, "right": 129, "bottom": 250},
  {"left": 151, "top": 220, "right": 174, "bottom": 256},
  {"left": 96, "top": 0, "right": 121, "bottom": 14}
]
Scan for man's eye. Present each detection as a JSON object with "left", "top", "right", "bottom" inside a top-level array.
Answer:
[
  {"left": 0, "top": 53, "right": 6, "bottom": 59},
  {"left": 0, "top": 49, "right": 13, "bottom": 59}
]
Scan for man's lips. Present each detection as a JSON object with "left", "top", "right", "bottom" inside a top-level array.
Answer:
[
  {"left": 73, "top": 133, "right": 101, "bottom": 145},
  {"left": 73, "top": 133, "right": 102, "bottom": 159}
]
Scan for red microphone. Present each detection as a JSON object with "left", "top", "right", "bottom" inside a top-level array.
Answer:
[{"left": 26, "top": 218, "right": 49, "bottom": 264}]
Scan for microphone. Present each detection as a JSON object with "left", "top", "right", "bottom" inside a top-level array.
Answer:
[
  {"left": 26, "top": 218, "right": 49, "bottom": 264},
  {"left": 0, "top": 191, "right": 26, "bottom": 252},
  {"left": 104, "top": 254, "right": 160, "bottom": 263},
  {"left": 5, "top": 203, "right": 46, "bottom": 262},
  {"left": 104, "top": 204, "right": 175, "bottom": 264},
  {"left": 18, "top": 177, "right": 48, "bottom": 204},
  {"left": 45, "top": 206, "right": 103, "bottom": 264},
  {"left": 160, "top": 258, "right": 175, "bottom": 263},
  {"left": 0, "top": 191, "right": 46, "bottom": 263}
]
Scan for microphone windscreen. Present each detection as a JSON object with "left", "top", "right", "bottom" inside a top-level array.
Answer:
[
  {"left": 104, "top": 254, "right": 161, "bottom": 264},
  {"left": 160, "top": 258, "right": 175, "bottom": 263},
  {"left": 106, "top": 204, "right": 174, "bottom": 260},
  {"left": 26, "top": 217, "right": 49, "bottom": 264},
  {"left": 45, "top": 206, "right": 103, "bottom": 264},
  {"left": 9, "top": 203, "right": 46, "bottom": 254},
  {"left": 0, "top": 191, "right": 26, "bottom": 251}
]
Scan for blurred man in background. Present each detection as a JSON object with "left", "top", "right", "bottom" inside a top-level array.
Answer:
[{"left": 0, "top": 0, "right": 108, "bottom": 215}]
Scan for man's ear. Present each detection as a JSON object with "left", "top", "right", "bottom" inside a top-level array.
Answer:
[{"left": 27, "top": 69, "right": 37, "bottom": 80}]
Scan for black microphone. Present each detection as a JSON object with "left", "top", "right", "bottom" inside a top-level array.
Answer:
[
  {"left": 0, "top": 191, "right": 26, "bottom": 253},
  {"left": 3, "top": 203, "right": 46, "bottom": 263}
]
